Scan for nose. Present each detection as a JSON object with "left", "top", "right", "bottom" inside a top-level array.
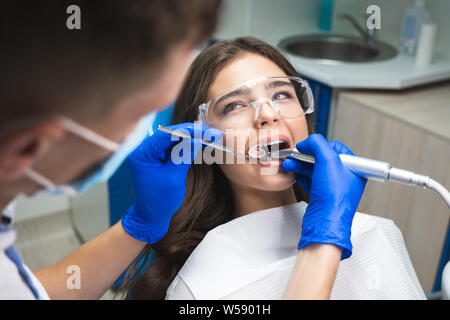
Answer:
[{"left": 254, "top": 100, "right": 280, "bottom": 129}]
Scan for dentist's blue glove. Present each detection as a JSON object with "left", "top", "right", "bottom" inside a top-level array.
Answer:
[
  {"left": 121, "top": 122, "right": 222, "bottom": 243},
  {"left": 281, "top": 134, "right": 367, "bottom": 259}
]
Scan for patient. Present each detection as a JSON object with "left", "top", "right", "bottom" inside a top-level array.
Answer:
[{"left": 120, "top": 37, "right": 425, "bottom": 300}]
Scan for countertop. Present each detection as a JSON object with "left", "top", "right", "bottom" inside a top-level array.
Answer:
[
  {"left": 236, "top": 25, "right": 450, "bottom": 90},
  {"left": 338, "top": 79, "right": 450, "bottom": 142}
]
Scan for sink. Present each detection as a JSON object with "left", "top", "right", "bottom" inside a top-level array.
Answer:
[{"left": 278, "top": 34, "right": 398, "bottom": 63}]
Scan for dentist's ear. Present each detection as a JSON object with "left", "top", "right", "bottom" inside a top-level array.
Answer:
[{"left": 0, "top": 120, "right": 65, "bottom": 181}]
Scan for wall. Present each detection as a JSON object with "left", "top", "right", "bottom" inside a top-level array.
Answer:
[
  {"left": 332, "top": 0, "right": 450, "bottom": 58},
  {"left": 14, "top": 193, "right": 70, "bottom": 223},
  {"left": 14, "top": 183, "right": 110, "bottom": 259},
  {"left": 216, "top": 0, "right": 450, "bottom": 58},
  {"left": 215, "top": 0, "right": 320, "bottom": 40}
]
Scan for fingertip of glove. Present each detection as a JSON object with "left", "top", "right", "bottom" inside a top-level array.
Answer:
[
  {"left": 341, "top": 248, "right": 352, "bottom": 260},
  {"left": 298, "top": 133, "right": 325, "bottom": 146},
  {"left": 165, "top": 122, "right": 223, "bottom": 144},
  {"left": 328, "top": 140, "right": 355, "bottom": 156},
  {"left": 207, "top": 126, "right": 223, "bottom": 136},
  {"left": 205, "top": 128, "right": 223, "bottom": 143},
  {"left": 281, "top": 158, "right": 297, "bottom": 171},
  {"left": 192, "top": 138, "right": 204, "bottom": 153}
]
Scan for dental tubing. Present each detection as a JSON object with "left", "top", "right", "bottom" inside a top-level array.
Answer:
[{"left": 281, "top": 149, "right": 450, "bottom": 210}]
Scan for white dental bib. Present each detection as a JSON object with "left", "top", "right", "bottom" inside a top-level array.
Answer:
[{"left": 166, "top": 201, "right": 426, "bottom": 300}]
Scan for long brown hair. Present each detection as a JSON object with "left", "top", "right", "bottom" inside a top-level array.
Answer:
[{"left": 119, "top": 37, "right": 314, "bottom": 299}]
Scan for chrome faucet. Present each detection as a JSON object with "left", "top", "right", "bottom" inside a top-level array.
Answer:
[{"left": 338, "top": 13, "right": 374, "bottom": 45}]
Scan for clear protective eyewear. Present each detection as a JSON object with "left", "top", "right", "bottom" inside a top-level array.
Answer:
[{"left": 198, "top": 76, "right": 314, "bottom": 130}]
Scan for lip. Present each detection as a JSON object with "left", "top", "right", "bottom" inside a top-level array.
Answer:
[
  {"left": 257, "top": 157, "right": 283, "bottom": 167},
  {"left": 255, "top": 134, "right": 291, "bottom": 150}
]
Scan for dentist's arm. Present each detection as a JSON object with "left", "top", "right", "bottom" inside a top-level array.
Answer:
[
  {"left": 34, "top": 221, "right": 145, "bottom": 300},
  {"left": 35, "top": 123, "right": 222, "bottom": 299},
  {"left": 281, "top": 134, "right": 367, "bottom": 299}
]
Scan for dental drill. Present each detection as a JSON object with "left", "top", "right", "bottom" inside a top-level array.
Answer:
[
  {"left": 268, "top": 148, "right": 450, "bottom": 210},
  {"left": 157, "top": 125, "right": 450, "bottom": 209}
]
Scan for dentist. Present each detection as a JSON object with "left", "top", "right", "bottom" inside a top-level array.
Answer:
[{"left": 0, "top": 0, "right": 222, "bottom": 299}]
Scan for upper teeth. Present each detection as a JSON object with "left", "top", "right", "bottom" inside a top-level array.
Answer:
[
  {"left": 257, "top": 140, "right": 288, "bottom": 157},
  {"left": 260, "top": 140, "right": 285, "bottom": 148}
]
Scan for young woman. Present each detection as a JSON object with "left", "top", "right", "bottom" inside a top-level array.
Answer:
[{"left": 120, "top": 37, "right": 425, "bottom": 300}]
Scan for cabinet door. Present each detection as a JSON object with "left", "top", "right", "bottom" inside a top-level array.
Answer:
[{"left": 330, "top": 94, "right": 450, "bottom": 294}]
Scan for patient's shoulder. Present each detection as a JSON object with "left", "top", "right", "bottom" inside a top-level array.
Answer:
[
  {"left": 354, "top": 211, "right": 394, "bottom": 224},
  {"left": 352, "top": 211, "right": 401, "bottom": 237}
]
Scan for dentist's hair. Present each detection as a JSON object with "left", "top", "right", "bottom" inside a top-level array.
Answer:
[
  {"left": 0, "top": 0, "right": 221, "bottom": 124},
  {"left": 120, "top": 37, "right": 314, "bottom": 299}
]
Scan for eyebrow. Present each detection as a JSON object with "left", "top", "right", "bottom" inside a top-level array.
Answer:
[
  {"left": 213, "top": 80, "right": 294, "bottom": 107},
  {"left": 213, "top": 87, "right": 250, "bottom": 107},
  {"left": 266, "top": 80, "right": 293, "bottom": 90}
]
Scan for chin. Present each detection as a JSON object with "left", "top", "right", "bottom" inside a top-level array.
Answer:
[{"left": 256, "top": 170, "right": 296, "bottom": 192}]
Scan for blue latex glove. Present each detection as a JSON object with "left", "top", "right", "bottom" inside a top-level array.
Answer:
[
  {"left": 281, "top": 134, "right": 367, "bottom": 259},
  {"left": 121, "top": 122, "right": 222, "bottom": 243}
]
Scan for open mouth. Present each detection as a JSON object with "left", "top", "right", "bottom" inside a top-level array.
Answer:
[
  {"left": 258, "top": 140, "right": 290, "bottom": 157},
  {"left": 248, "top": 137, "right": 291, "bottom": 163}
]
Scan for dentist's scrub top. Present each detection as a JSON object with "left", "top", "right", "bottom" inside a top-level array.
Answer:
[
  {"left": 0, "top": 202, "right": 50, "bottom": 299},
  {"left": 166, "top": 201, "right": 426, "bottom": 300}
]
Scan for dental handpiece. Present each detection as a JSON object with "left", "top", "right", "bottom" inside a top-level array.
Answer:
[
  {"left": 270, "top": 148, "right": 450, "bottom": 210},
  {"left": 157, "top": 125, "right": 450, "bottom": 209}
]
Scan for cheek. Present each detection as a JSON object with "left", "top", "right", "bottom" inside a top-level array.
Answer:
[
  {"left": 286, "top": 117, "right": 309, "bottom": 144},
  {"left": 221, "top": 133, "right": 249, "bottom": 155}
]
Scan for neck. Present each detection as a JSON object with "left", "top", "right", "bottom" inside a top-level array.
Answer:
[{"left": 232, "top": 184, "right": 297, "bottom": 218}]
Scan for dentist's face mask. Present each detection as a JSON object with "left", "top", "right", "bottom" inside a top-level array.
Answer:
[{"left": 24, "top": 113, "right": 156, "bottom": 197}]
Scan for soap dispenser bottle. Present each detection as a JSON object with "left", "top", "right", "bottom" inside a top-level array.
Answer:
[{"left": 400, "top": 0, "right": 431, "bottom": 55}]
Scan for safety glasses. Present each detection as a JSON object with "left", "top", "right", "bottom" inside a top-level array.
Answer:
[{"left": 198, "top": 76, "right": 314, "bottom": 130}]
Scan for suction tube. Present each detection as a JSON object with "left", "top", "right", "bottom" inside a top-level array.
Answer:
[
  {"left": 283, "top": 151, "right": 450, "bottom": 210},
  {"left": 386, "top": 165, "right": 450, "bottom": 209},
  {"left": 331, "top": 154, "right": 450, "bottom": 209},
  {"left": 424, "top": 178, "right": 450, "bottom": 209}
]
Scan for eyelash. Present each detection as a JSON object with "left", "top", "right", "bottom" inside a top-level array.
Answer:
[
  {"left": 273, "top": 91, "right": 293, "bottom": 100},
  {"left": 221, "top": 91, "right": 294, "bottom": 115},
  {"left": 222, "top": 102, "right": 244, "bottom": 115}
]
